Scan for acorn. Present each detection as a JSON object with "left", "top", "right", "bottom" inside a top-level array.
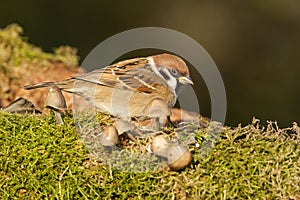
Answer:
[
  {"left": 99, "top": 125, "right": 119, "bottom": 146},
  {"left": 151, "top": 135, "right": 169, "bottom": 158},
  {"left": 166, "top": 144, "right": 192, "bottom": 171},
  {"left": 143, "top": 98, "right": 171, "bottom": 131},
  {"left": 44, "top": 86, "right": 67, "bottom": 125}
]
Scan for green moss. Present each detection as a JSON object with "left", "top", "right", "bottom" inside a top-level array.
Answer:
[
  {"left": 0, "top": 111, "right": 299, "bottom": 199},
  {"left": 0, "top": 23, "right": 78, "bottom": 67},
  {"left": 0, "top": 23, "right": 79, "bottom": 107}
]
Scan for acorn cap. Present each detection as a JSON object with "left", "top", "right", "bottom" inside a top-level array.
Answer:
[
  {"left": 99, "top": 125, "right": 119, "bottom": 146},
  {"left": 167, "top": 144, "right": 192, "bottom": 171},
  {"left": 44, "top": 86, "right": 67, "bottom": 110}
]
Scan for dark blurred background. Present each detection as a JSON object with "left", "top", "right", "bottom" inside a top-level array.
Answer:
[{"left": 1, "top": 0, "right": 300, "bottom": 127}]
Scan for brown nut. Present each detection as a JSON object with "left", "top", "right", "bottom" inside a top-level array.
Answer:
[
  {"left": 151, "top": 135, "right": 169, "bottom": 158},
  {"left": 44, "top": 86, "right": 67, "bottom": 110},
  {"left": 167, "top": 144, "right": 192, "bottom": 171},
  {"left": 99, "top": 125, "right": 119, "bottom": 146},
  {"left": 45, "top": 86, "right": 67, "bottom": 125},
  {"left": 143, "top": 98, "right": 171, "bottom": 131}
]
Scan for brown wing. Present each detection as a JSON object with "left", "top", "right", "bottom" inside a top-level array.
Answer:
[{"left": 73, "top": 57, "right": 166, "bottom": 93}]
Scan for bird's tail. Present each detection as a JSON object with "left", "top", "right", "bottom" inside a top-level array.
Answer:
[
  {"left": 22, "top": 82, "right": 56, "bottom": 90},
  {"left": 22, "top": 79, "right": 74, "bottom": 91}
]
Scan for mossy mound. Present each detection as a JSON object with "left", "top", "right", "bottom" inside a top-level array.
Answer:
[
  {"left": 0, "top": 24, "right": 80, "bottom": 109},
  {"left": 1, "top": 112, "right": 299, "bottom": 199},
  {"left": 0, "top": 23, "right": 78, "bottom": 68}
]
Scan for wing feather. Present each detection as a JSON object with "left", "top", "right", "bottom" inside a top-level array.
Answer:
[{"left": 73, "top": 57, "right": 166, "bottom": 93}]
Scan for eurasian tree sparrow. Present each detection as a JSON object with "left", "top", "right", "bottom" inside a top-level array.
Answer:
[{"left": 23, "top": 53, "right": 193, "bottom": 123}]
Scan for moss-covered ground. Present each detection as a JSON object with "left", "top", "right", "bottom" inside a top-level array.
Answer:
[{"left": 0, "top": 112, "right": 300, "bottom": 199}]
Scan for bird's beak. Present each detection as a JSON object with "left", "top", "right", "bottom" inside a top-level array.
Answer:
[{"left": 178, "top": 76, "right": 194, "bottom": 85}]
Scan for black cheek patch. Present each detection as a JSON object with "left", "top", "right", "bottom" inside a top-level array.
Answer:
[{"left": 159, "top": 69, "right": 170, "bottom": 80}]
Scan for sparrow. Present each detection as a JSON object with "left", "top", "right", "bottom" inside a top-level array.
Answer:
[{"left": 23, "top": 53, "right": 193, "bottom": 122}]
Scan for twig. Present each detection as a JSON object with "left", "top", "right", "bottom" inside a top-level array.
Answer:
[{"left": 59, "top": 166, "right": 69, "bottom": 200}]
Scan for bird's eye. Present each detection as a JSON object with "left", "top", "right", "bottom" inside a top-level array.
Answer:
[{"left": 170, "top": 69, "right": 178, "bottom": 75}]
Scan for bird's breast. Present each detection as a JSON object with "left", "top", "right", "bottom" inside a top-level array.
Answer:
[{"left": 92, "top": 85, "right": 176, "bottom": 119}]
